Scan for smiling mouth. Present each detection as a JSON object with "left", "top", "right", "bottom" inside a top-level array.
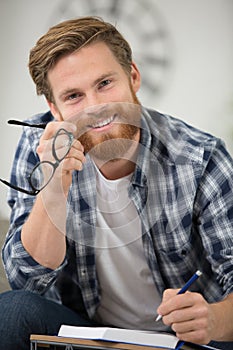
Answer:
[{"left": 90, "top": 114, "right": 116, "bottom": 129}]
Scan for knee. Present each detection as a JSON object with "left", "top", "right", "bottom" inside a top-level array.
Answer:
[
  {"left": 0, "top": 290, "right": 44, "bottom": 319},
  {"left": 0, "top": 290, "right": 50, "bottom": 350},
  {"left": 0, "top": 290, "right": 48, "bottom": 330}
]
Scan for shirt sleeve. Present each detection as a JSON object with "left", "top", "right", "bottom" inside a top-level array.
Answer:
[
  {"left": 2, "top": 123, "right": 66, "bottom": 293},
  {"left": 194, "top": 138, "right": 233, "bottom": 297}
]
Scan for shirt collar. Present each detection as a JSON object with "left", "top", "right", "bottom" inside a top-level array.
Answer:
[{"left": 131, "top": 107, "right": 152, "bottom": 188}]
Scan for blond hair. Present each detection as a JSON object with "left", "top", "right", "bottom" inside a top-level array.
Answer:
[{"left": 29, "top": 16, "right": 132, "bottom": 102}]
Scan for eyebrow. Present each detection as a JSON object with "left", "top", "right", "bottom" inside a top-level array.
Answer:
[
  {"left": 93, "top": 71, "right": 117, "bottom": 86},
  {"left": 59, "top": 88, "right": 79, "bottom": 100}
]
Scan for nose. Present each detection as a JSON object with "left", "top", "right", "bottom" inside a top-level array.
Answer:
[
  {"left": 82, "top": 91, "right": 112, "bottom": 113},
  {"left": 84, "top": 92, "right": 106, "bottom": 111},
  {"left": 84, "top": 104, "right": 108, "bottom": 116}
]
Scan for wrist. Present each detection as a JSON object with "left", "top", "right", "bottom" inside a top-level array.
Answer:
[{"left": 210, "top": 295, "right": 233, "bottom": 341}]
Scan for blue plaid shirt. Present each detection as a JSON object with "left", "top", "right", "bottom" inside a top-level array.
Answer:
[{"left": 2, "top": 107, "right": 233, "bottom": 319}]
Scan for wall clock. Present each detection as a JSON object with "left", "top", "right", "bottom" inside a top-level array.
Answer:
[{"left": 48, "top": 0, "right": 173, "bottom": 106}]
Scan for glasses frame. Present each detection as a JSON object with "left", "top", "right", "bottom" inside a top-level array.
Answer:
[{"left": 0, "top": 120, "right": 73, "bottom": 196}]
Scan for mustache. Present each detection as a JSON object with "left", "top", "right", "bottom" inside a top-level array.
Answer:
[
  {"left": 67, "top": 102, "right": 142, "bottom": 139},
  {"left": 84, "top": 112, "right": 116, "bottom": 126},
  {"left": 79, "top": 105, "right": 123, "bottom": 123},
  {"left": 69, "top": 102, "right": 142, "bottom": 125}
]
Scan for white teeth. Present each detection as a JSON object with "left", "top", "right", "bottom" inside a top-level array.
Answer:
[{"left": 92, "top": 115, "right": 114, "bottom": 128}]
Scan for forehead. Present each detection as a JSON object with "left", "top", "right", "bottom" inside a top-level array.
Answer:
[
  {"left": 50, "top": 41, "right": 121, "bottom": 75},
  {"left": 47, "top": 42, "right": 127, "bottom": 92}
]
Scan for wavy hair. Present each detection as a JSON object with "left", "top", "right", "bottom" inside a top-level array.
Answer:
[{"left": 28, "top": 16, "right": 132, "bottom": 102}]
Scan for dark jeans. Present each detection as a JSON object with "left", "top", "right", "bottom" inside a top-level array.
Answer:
[
  {"left": 0, "top": 290, "right": 232, "bottom": 350},
  {"left": 0, "top": 290, "right": 95, "bottom": 350}
]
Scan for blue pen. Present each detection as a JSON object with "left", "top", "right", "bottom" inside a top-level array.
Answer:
[{"left": 156, "top": 270, "right": 202, "bottom": 322}]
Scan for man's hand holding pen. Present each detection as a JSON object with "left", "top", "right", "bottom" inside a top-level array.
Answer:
[
  {"left": 155, "top": 270, "right": 224, "bottom": 345},
  {"left": 156, "top": 288, "right": 218, "bottom": 345}
]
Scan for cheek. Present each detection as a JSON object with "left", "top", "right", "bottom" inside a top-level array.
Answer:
[
  {"left": 111, "top": 89, "right": 135, "bottom": 103},
  {"left": 55, "top": 106, "right": 82, "bottom": 121},
  {"left": 48, "top": 102, "right": 66, "bottom": 121}
]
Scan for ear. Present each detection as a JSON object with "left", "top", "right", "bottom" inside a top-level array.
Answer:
[
  {"left": 47, "top": 100, "right": 63, "bottom": 121},
  {"left": 130, "top": 62, "right": 141, "bottom": 93}
]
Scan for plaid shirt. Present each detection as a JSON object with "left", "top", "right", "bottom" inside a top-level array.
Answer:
[{"left": 2, "top": 107, "right": 233, "bottom": 319}]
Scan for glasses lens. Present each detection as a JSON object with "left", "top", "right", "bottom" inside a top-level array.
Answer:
[
  {"left": 53, "top": 129, "right": 73, "bottom": 161},
  {"left": 30, "top": 161, "right": 54, "bottom": 191}
]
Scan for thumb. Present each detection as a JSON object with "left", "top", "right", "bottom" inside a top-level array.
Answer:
[{"left": 157, "top": 288, "right": 180, "bottom": 318}]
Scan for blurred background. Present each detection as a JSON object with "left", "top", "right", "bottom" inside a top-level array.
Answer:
[{"left": 0, "top": 0, "right": 233, "bottom": 223}]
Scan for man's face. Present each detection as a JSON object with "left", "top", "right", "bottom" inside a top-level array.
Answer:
[{"left": 47, "top": 41, "right": 141, "bottom": 160}]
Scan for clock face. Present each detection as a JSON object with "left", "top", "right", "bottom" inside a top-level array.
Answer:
[{"left": 48, "top": 0, "right": 172, "bottom": 106}]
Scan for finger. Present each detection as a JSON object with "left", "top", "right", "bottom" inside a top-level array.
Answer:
[
  {"left": 70, "top": 139, "right": 85, "bottom": 153},
  {"left": 37, "top": 125, "right": 80, "bottom": 159},
  {"left": 176, "top": 328, "right": 211, "bottom": 345},
  {"left": 65, "top": 148, "right": 86, "bottom": 166},
  {"left": 40, "top": 121, "right": 76, "bottom": 141},
  {"left": 37, "top": 138, "right": 53, "bottom": 156},
  {"left": 171, "top": 317, "right": 208, "bottom": 334},
  {"left": 162, "top": 289, "right": 180, "bottom": 303},
  {"left": 60, "top": 157, "right": 85, "bottom": 172},
  {"left": 169, "top": 306, "right": 211, "bottom": 345},
  {"left": 159, "top": 292, "right": 200, "bottom": 317},
  {"left": 157, "top": 289, "right": 183, "bottom": 317},
  {"left": 162, "top": 294, "right": 208, "bottom": 328}
]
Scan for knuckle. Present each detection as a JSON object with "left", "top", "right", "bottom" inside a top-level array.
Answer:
[
  {"left": 171, "top": 322, "right": 178, "bottom": 332},
  {"left": 162, "top": 315, "right": 172, "bottom": 326},
  {"left": 194, "top": 329, "right": 210, "bottom": 344},
  {"left": 163, "top": 288, "right": 176, "bottom": 301},
  {"left": 63, "top": 157, "right": 83, "bottom": 171}
]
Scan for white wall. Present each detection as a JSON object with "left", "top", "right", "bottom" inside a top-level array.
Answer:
[{"left": 0, "top": 0, "right": 233, "bottom": 219}]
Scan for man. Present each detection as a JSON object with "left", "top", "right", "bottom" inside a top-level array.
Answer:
[{"left": 0, "top": 16, "right": 233, "bottom": 350}]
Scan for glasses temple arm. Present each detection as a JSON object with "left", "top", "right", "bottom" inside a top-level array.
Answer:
[
  {"left": 0, "top": 178, "right": 38, "bottom": 196},
  {"left": 8, "top": 119, "right": 47, "bottom": 129}
]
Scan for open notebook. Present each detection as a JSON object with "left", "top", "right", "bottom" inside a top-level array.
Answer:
[
  {"left": 58, "top": 326, "right": 220, "bottom": 350},
  {"left": 58, "top": 326, "right": 182, "bottom": 349}
]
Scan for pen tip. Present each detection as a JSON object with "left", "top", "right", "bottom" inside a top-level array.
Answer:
[
  {"left": 196, "top": 270, "right": 202, "bottom": 276},
  {"left": 155, "top": 314, "right": 162, "bottom": 322}
]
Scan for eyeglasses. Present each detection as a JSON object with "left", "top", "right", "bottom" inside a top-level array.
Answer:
[{"left": 0, "top": 120, "right": 74, "bottom": 196}]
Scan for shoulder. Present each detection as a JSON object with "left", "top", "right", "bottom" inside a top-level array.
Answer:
[
  {"left": 143, "top": 107, "right": 225, "bottom": 165},
  {"left": 25, "top": 110, "right": 54, "bottom": 124},
  {"left": 21, "top": 110, "right": 54, "bottom": 142},
  {"left": 144, "top": 107, "right": 218, "bottom": 145},
  {"left": 14, "top": 111, "right": 53, "bottom": 158}
]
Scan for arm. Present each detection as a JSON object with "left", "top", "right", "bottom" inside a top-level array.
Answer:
[
  {"left": 157, "top": 289, "right": 233, "bottom": 344},
  {"left": 2, "top": 117, "right": 85, "bottom": 291},
  {"left": 21, "top": 192, "right": 67, "bottom": 270}
]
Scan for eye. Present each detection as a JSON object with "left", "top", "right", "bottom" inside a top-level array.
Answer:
[
  {"left": 99, "top": 79, "right": 111, "bottom": 89},
  {"left": 64, "top": 92, "right": 83, "bottom": 104},
  {"left": 68, "top": 93, "right": 79, "bottom": 100}
]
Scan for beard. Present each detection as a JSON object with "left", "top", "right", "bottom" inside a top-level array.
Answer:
[
  {"left": 77, "top": 92, "right": 141, "bottom": 162},
  {"left": 79, "top": 122, "right": 139, "bottom": 162}
]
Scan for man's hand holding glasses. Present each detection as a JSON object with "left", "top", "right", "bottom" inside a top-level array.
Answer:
[{"left": 0, "top": 120, "right": 86, "bottom": 196}]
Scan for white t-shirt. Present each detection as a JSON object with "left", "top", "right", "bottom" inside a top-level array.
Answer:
[{"left": 94, "top": 167, "right": 166, "bottom": 331}]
